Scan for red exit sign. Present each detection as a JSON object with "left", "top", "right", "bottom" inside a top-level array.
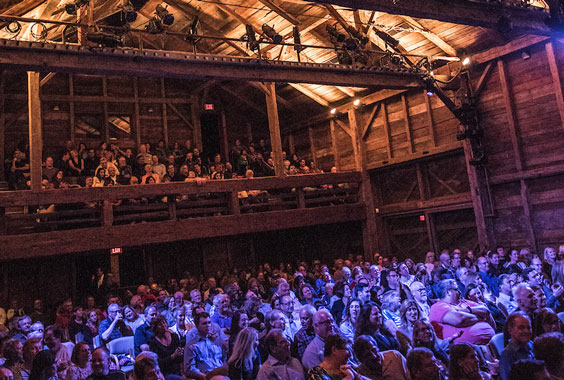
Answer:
[
  {"left": 205, "top": 103, "right": 214, "bottom": 110},
  {"left": 110, "top": 247, "right": 122, "bottom": 255}
]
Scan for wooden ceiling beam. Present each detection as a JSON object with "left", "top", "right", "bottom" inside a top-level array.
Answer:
[
  {"left": 304, "top": 0, "right": 555, "bottom": 37},
  {"left": 1, "top": 0, "right": 46, "bottom": 15},
  {"left": 289, "top": 83, "right": 330, "bottom": 106},
  {"left": 398, "top": 15, "right": 458, "bottom": 57},
  {"left": 258, "top": 0, "right": 301, "bottom": 25}
]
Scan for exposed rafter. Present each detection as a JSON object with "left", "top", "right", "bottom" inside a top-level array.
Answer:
[{"left": 398, "top": 15, "right": 458, "bottom": 57}]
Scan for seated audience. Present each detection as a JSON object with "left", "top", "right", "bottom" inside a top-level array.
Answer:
[
  {"left": 354, "top": 335, "right": 410, "bottom": 380},
  {"left": 66, "top": 343, "right": 92, "bottom": 380},
  {"left": 500, "top": 312, "right": 534, "bottom": 380},
  {"left": 183, "top": 312, "right": 224, "bottom": 380},
  {"left": 306, "top": 334, "right": 359, "bottom": 380}
]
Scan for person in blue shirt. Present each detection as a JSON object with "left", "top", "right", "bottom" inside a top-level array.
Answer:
[
  {"left": 500, "top": 312, "right": 534, "bottom": 380},
  {"left": 99, "top": 304, "right": 126, "bottom": 345},
  {"left": 210, "top": 294, "right": 232, "bottom": 330},
  {"left": 183, "top": 312, "right": 224, "bottom": 380},
  {"left": 134, "top": 305, "right": 159, "bottom": 356}
]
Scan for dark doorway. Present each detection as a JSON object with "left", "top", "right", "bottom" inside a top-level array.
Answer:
[{"left": 201, "top": 111, "right": 220, "bottom": 163}]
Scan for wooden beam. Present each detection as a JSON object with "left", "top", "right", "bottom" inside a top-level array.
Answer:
[
  {"left": 367, "top": 142, "right": 463, "bottom": 170},
  {"left": 382, "top": 102, "right": 392, "bottom": 160},
  {"left": 167, "top": 103, "right": 193, "bottom": 130},
  {"left": 0, "top": 203, "right": 366, "bottom": 259},
  {"left": 520, "top": 179, "right": 538, "bottom": 254},
  {"left": 0, "top": 39, "right": 423, "bottom": 88},
  {"left": 1, "top": 0, "right": 46, "bottom": 16},
  {"left": 288, "top": 133, "right": 296, "bottom": 155},
  {"left": 27, "top": 72, "right": 42, "bottom": 192},
  {"left": 0, "top": 71, "right": 4, "bottom": 182},
  {"left": 329, "top": 119, "right": 340, "bottom": 170},
  {"left": 473, "top": 62, "right": 494, "bottom": 99},
  {"left": 490, "top": 163, "right": 564, "bottom": 185},
  {"left": 379, "top": 192, "right": 473, "bottom": 216},
  {"left": 361, "top": 102, "right": 380, "bottom": 140},
  {"left": 69, "top": 74, "right": 75, "bottom": 143},
  {"left": 266, "top": 82, "right": 285, "bottom": 176},
  {"left": 308, "top": 126, "right": 317, "bottom": 166},
  {"left": 39, "top": 73, "right": 56, "bottom": 87},
  {"left": 498, "top": 59, "right": 524, "bottom": 171},
  {"left": 399, "top": 16, "right": 457, "bottom": 56},
  {"left": 305, "top": 0, "right": 554, "bottom": 37},
  {"left": 423, "top": 90, "right": 436, "bottom": 147},
  {"left": 258, "top": 0, "right": 301, "bottom": 25},
  {"left": 220, "top": 107, "right": 229, "bottom": 163},
  {"left": 102, "top": 76, "right": 109, "bottom": 144},
  {"left": 473, "top": 35, "right": 549, "bottom": 65},
  {"left": 0, "top": 172, "right": 363, "bottom": 206},
  {"left": 190, "top": 95, "right": 202, "bottom": 150},
  {"left": 289, "top": 83, "right": 330, "bottom": 106},
  {"left": 249, "top": 82, "right": 291, "bottom": 108},
  {"left": 546, "top": 42, "right": 564, "bottom": 129},
  {"left": 335, "top": 119, "right": 352, "bottom": 137},
  {"left": 133, "top": 77, "right": 141, "bottom": 147},
  {"left": 161, "top": 78, "right": 169, "bottom": 147},
  {"left": 401, "top": 94, "right": 414, "bottom": 154},
  {"left": 218, "top": 84, "right": 267, "bottom": 115}
]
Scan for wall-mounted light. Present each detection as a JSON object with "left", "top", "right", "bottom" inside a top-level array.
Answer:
[
  {"left": 521, "top": 51, "right": 531, "bottom": 60},
  {"left": 462, "top": 57, "right": 471, "bottom": 66},
  {"left": 353, "top": 99, "right": 361, "bottom": 107},
  {"left": 330, "top": 108, "right": 337, "bottom": 115}
]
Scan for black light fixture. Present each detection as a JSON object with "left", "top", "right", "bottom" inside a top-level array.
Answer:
[
  {"left": 424, "top": 77, "right": 435, "bottom": 97},
  {"left": 242, "top": 24, "right": 260, "bottom": 51},
  {"left": 374, "top": 29, "right": 399, "bottom": 49},
  {"left": 346, "top": 26, "right": 369, "bottom": 46},
  {"left": 292, "top": 26, "right": 303, "bottom": 52},
  {"left": 155, "top": 4, "right": 174, "bottom": 26},
  {"left": 65, "top": 0, "right": 89, "bottom": 15},
  {"left": 326, "top": 24, "right": 345, "bottom": 43},
  {"left": 145, "top": 18, "right": 164, "bottom": 34},
  {"left": 262, "top": 23, "right": 282, "bottom": 44},
  {"left": 86, "top": 31, "right": 121, "bottom": 47},
  {"left": 119, "top": 0, "right": 137, "bottom": 23}
]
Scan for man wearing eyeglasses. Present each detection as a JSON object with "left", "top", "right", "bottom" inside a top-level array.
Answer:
[
  {"left": 429, "top": 279, "right": 494, "bottom": 345},
  {"left": 302, "top": 310, "right": 336, "bottom": 369},
  {"left": 409, "top": 281, "right": 430, "bottom": 321}
]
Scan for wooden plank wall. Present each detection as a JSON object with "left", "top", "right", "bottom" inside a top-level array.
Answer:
[{"left": 474, "top": 40, "right": 564, "bottom": 252}]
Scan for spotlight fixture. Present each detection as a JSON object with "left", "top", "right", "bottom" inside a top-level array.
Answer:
[
  {"left": 330, "top": 108, "right": 337, "bottom": 115},
  {"left": 425, "top": 78, "right": 435, "bottom": 97},
  {"left": 521, "top": 51, "right": 531, "bottom": 60},
  {"left": 292, "top": 26, "right": 303, "bottom": 52},
  {"left": 241, "top": 24, "right": 260, "bottom": 51},
  {"left": 262, "top": 24, "right": 282, "bottom": 44},
  {"left": 326, "top": 24, "right": 345, "bottom": 43},
  {"left": 462, "top": 57, "right": 471, "bottom": 66},
  {"left": 155, "top": 4, "right": 174, "bottom": 26},
  {"left": 353, "top": 99, "right": 361, "bottom": 106},
  {"left": 145, "top": 18, "right": 164, "bottom": 34},
  {"left": 65, "top": 0, "right": 89, "bottom": 15},
  {"left": 346, "top": 26, "right": 369, "bottom": 46},
  {"left": 374, "top": 30, "right": 399, "bottom": 49},
  {"left": 118, "top": 0, "right": 137, "bottom": 23},
  {"left": 186, "top": 15, "right": 200, "bottom": 43}
]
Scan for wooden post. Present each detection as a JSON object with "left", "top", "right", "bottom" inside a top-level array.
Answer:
[
  {"left": 102, "top": 76, "right": 109, "bottom": 144},
  {"left": 102, "top": 200, "right": 113, "bottom": 226},
  {"left": 69, "top": 75, "right": 75, "bottom": 144},
  {"left": 246, "top": 123, "right": 253, "bottom": 144},
  {"left": 27, "top": 72, "right": 42, "bottom": 192},
  {"left": 296, "top": 188, "right": 306, "bottom": 209},
  {"left": 401, "top": 95, "right": 414, "bottom": 154},
  {"left": 265, "top": 82, "right": 285, "bottom": 176},
  {"left": 382, "top": 102, "right": 392, "bottom": 160},
  {"left": 288, "top": 133, "right": 296, "bottom": 156},
  {"left": 190, "top": 95, "right": 202, "bottom": 150},
  {"left": 308, "top": 127, "right": 317, "bottom": 166},
  {"left": 161, "top": 78, "right": 169, "bottom": 147},
  {"left": 546, "top": 42, "right": 564, "bottom": 129},
  {"left": 329, "top": 119, "right": 340, "bottom": 170},
  {"left": 423, "top": 90, "right": 437, "bottom": 147},
  {"left": 167, "top": 196, "right": 177, "bottom": 220},
  {"left": 0, "top": 71, "right": 5, "bottom": 183},
  {"left": 110, "top": 254, "right": 120, "bottom": 287},
  {"left": 220, "top": 107, "right": 229, "bottom": 162},
  {"left": 133, "top": 77, "right": 141, "bottom": 147},
  {"left": 349, "top": 108, "right": 379, "bottom": 260},
  {"left": 0, "top": 208, "right": 6, "bottom": 235},
  {"left": 228, "top": 191, "right": 240, "bottom": 215}
]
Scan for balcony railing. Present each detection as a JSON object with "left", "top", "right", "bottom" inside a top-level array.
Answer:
[{"left": 0, "top": 172, "right": 365, "bottom": 257}]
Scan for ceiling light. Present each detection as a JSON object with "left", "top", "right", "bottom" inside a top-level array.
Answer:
[
  {"left": 330, "top": 108, "right": 337, "bottom": 115},
  {"left": 462, "top": 57, "right": 471, "bottom": 66},
  {"left": 353, "top": 99, "right": 361, "bottom": 106}
]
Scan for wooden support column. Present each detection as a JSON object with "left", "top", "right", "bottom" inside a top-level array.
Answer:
[
  {"left": 463, "top": 141, "right": 496, "bottom": 251},
  {"left": 349, "top": 108, "right": 379, "bottom": 259},
  {"left": 190, "top": 95, "right": 202, "bottom": 150},
  {"left": 423, "top": 90, "right": 437, "bottom": 147},
  {"left": 27, "top": 72, "right": 42, "bottom": 192},
  {"left": 401, "top": 95, "right": 414, "bottom": 153},
  {"left": 288, "top": 133, "right": 296, "bottom": 156},
  {"left": 160, "top": 78, "right": 169, "bottom": 147},
  {"left": 69, "top": 75, "right": 75, "bottom": 144},
  {"left": 102, "top": 200, "right": 113, "bottom": 226},
  {"left": 110, "top": 253, "right": 120, "bottom": 287},
  {"left": 0, "top": 71, "right": 5, "bottom": 182},
  {"left": 167, "top": 196, "right": 177, "bottom": 220},
  {"left": 246, "top": 123, "right": 253, "bottom": 144},
  {"left": 308, "top": 127, "right": 317, "bottom": 166},
  {"left": 102, "top": 76, "right": 109, "bottom": 144},
  {"left": 228, "top": 191, "right": 240, "bottom": 215},
  {"left": 329, "top": 119, "right": 340, "bottom": 170},
  {"left": 265, "top": 82, "right": 285, "bottom": 176},
  {"left": 546, "top": 42, "right": 564, "bottom": 128},
  {"left": 382, "top": 102, "right": 392, "bottom": 160},
  {"left": 133, "top": 77, "right": 141, "bottom": 147},
  {"left": 498, "top": 59, "right": 537, "bottom": 251},
  {"left": 220, "top": 107, "right": 229, "bottom": 162}
]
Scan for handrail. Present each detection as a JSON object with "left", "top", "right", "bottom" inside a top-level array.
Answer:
[{"left": 0, "top": 172, "right": 362, "bottom": 207}]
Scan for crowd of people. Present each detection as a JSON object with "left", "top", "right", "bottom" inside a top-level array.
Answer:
[
  {"left": 1, "top": 247, "right": 564, "bottom": 380},
  {"left": 5, "top": 138, "right": 325, "bottom": 191}
]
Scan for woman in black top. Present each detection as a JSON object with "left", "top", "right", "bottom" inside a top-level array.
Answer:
[
  {"left": 228, "top": 327, "right": 261, "bottom": 380},
  {"left": 148, "top": 315, "right": 183, "bottom": 377},
  {"left": 355, "top": 301, "right": 400, "bottom": 352}
]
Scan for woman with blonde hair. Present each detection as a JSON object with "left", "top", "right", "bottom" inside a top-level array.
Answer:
[{"left": 227, "top": 327, "right": 260, "bottom": 380}]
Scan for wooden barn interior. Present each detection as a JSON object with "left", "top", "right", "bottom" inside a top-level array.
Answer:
[{"left": 0, "top": 0, "right": 562, "bottom": 305}]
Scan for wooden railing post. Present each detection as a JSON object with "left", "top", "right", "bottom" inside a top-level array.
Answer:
[
  {"left": 28, "top": 72, "right": 42, "bottom": 192},
  {"left": 228, "top": 191, "right": 240, "bottom": 215},
  {"left": 0, "top": 207, "right": 6, "bottom": 235},
  {"left": 167, "top": 195, "right": 177, "bottom": 220},
  {"left": 296, "top": 188, "right": 306, "bottom": 209},
  {"left": 102, "top": 200, "right": 113, "bottom": 226}
]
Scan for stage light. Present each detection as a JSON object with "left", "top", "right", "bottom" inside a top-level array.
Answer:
[
  {"left": 330, "top": 108, "right": 337, "bottom": 115},
  {"left": 64, "top": 0, "right": 89, "bottom": 15},
  {"left": 462, "top": 57, "right": 471, "bottom": 66},
  {"left": 155, "top": 4, "right": 174, "bottom": 26},
  {"left": 262, "top": 24, "right": 282, "bottom": 44},
  {"left": 293, "top": 26, "right": 303, "bottom": 52},
  {"left": 346, "top": 26, "right": 369, "bottom": 45},
  {"left": 119, "top": 0, "right": 137, "bottom": 23},
  {"left": 145, "top": 18, "right": 163, "bottom": 34},
  {"left": 374, "top": 29, "right": 399, "bottom": 49},
  {"left": 425, "top": 78, "right": 435, "bottom": 97},
  {"left": 242, "top": 24, "right": 260, "bottom": 51},
  {"left": 326, "top": 24, "right": 345, "bottom": 43},
  {"left": 353, "top": 99, "right": 361, "bottom": 106}
]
